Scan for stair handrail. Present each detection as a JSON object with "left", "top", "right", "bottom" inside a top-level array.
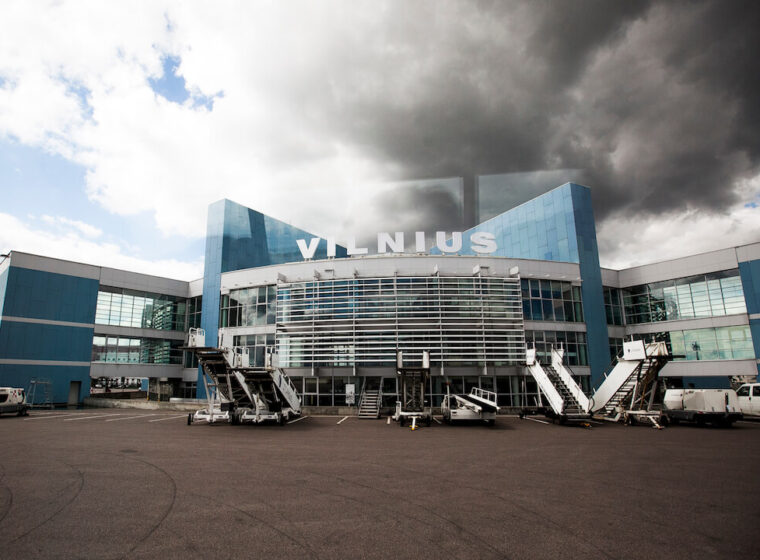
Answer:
[{"left": 550, "top": 347, "right": 590, "bottom": 413}]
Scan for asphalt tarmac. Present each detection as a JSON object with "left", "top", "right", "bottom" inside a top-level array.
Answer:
[{"left": 0, "top": 410, "right": 758, "bottom": 559}]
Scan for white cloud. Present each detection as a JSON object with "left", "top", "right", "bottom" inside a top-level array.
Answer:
[
  {"left": 0, "top": 1, "right": 393, "bottom": 242},
  {"left": 40, "top": 215, "right": 102, "bottom": 238},
  {"left": 0, "top": 0, "right": 758, "bottom": 270},
  {"left": 598, "top": 175, "right": 760, "bottom": 269},
  {"left": 0, "top": 213, "right": 203, "bottom": 281}
]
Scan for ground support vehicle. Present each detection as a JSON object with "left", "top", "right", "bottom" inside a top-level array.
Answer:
[
  {"left": 524, "top": 347, "right": 591, "bottom": 424},
  {"left": 392, "top": 351, "right": 432, "bottom": 429},
  {"left": 663, "top": 389, "right": 742, "bottom": 427},
  {"left": 183, "top": 328, "right": 301, "bottom": 426},
  {"left": 736, "top": 383, "right": 760, "bottom": 417},
  {"left": 441, "top": 387, "right": 499, "bottom": 425},
  {"left": 524, "top": 340, "right": 671, "bottom": 428},
  {"left": 587, "top": 340, "right": 670, "bottom": 428},
  {"left": 0, "top": 387, "right": 30, "bottom": 416}
]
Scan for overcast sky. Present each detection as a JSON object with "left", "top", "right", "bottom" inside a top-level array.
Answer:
[{"left": 1, "top": 0, "right": 759, "bottom": 279}]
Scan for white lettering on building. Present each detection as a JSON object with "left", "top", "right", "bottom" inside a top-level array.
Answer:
[{"left": 296, "top": 232, "right": 498, "bottom": 260}]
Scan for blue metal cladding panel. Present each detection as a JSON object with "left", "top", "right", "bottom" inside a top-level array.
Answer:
[
  {"left": 2, "top": 266, "right": 98, "bottom": 324},
  {"left": 0, "top": 321, "right": 94, "bottom": 362},
  {"left": 459, "top": 183, "right": 579, "bottom": 262},
  {"left": 738, "top": 260, "right": 760, "bottom": 379},
  {"left": 0, "top": 364, "right": 90, "bottom": 404},
  {"left": 0, "top": 266, "right": 8, "bottom": 327},
  {"left": 738, "top": 259, "right": 760, "bottom": 315},
  {"left": 569, "top": 184, "right": 611, "bottom": 387},
  {"left": 199, "top": 199, "right": 347, "bottom": 397}
]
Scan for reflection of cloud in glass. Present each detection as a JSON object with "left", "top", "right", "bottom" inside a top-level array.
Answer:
[{"left": 477, "top": 170, "right": 585, "bottom": 223}]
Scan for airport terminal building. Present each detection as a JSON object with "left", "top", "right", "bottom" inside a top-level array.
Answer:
[{"left": 1, "top": 182, "right": 759, "bottom": 406}]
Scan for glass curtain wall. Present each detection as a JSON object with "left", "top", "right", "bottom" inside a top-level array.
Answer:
[
  {"left": 622, "top": 271, "right": 746, "bottom": 325},
  {"left": 524, "top": 330, "right": 588, "bottom": 366},
  {"left": 95, "top": 288, "right": 187, "bottom": 331},
  {"left": 92, "top": 336, "right": 184, "bottom": 364},
  {"left": 634, "top": 326, "right": 754, "bottom": 361},
  {"left": 287, "top": 374, "right": 570, "bottom": 409},
  {"left": 276, "top": 276, "right": 525, "bottom": 368},
  {"left": 520, "top": 279, "right": 583, "bottom": 322}
]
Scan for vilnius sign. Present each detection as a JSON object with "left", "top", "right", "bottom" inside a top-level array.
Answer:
[{"left": 296, "top": 231, "right": 497, "bottom": 259}]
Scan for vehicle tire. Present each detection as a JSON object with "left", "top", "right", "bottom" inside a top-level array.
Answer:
[
  {"left": 187, "top": 413, "right": 193, "bottom": 425},
  {"left": 487, "top": 419, "right": 495, "bottom": 427},
  {"left": 399, "top": 416, "right": 406, "bottom": 427},
  {"left": 279, "top": 414, "right": 285, "bottom": 426},
  {"left": 425, "top": 416, "right": 432, "bottom": 427}
]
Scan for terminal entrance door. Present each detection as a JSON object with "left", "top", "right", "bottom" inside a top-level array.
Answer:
[
  {"left": 364, "top": 377, "right": 382, "bottom": 391},
  {"left": 68, "top": 381, "right": 81, "bottom": 407}
]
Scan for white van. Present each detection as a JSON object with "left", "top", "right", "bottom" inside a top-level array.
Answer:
[
  {"left": 736, "top": 383, "right": 760, "bottom": 417},
  {"left": 0, "top": 387, "right": 30, "bottom": 416}
]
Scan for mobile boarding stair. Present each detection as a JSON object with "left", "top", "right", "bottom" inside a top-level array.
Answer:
[
  {"left": 183, "top": 328, "right": 301, "bottom": 425},
  {"left": 588, "top": 340, "right": 670, "bottom": 427},
  {"left": 524, "top": 340, "right": 671, "bottom": 427},
  {"left": 525, "top": 346, "right": 591, "bottom": 424}
]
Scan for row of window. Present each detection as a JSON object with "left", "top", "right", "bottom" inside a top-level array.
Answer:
[
  {"left": 95, "top": 288, "right": 187, "bottom": 331},
  {"left": 520, "top": 279, "right": 584, "bottom": 322},
  {"left": 633, "top": 325, "right": 754, "bottom": 361},
  {"left": 220, "top": 286, "right": 276, "bottom": 328},
  {"left": 92, "top": 335, "right": 184, "bottom": 365},
  {"left": 524, "top": 330, "right": 588, "bottom": 366},
  {"left": 615, "top": 270, "right": 746, "bottom": 325},
  {"left": 286, "top": 374, "right": 590, "bottom": 408}
]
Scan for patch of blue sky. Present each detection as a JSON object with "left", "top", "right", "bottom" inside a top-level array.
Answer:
[
  {"left": 149, "top": 54, "right": 221, "bottom": 110},
  {"left": 61, "top": 78, "right": 94, "bottom": 120},
  {"left": 0, "top": 140, "right": 205, "bottom": 265}
]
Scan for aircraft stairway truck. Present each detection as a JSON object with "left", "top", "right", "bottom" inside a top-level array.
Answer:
[
  {"left": 524, "top": 340, "right": 671, "bottom": 427},
  {"left": 525, "top": 346, "right": 591, "bottom": 424},
  {"left": 392, "top": 351, "right": 433, "bottom": 429},
  {"left": 182, "top": 328, "right": 301, "bottom": 426}
]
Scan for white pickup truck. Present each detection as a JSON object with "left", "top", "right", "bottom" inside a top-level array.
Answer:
[
  {"left": 736, "top": 383, "right": 760, "bottom": 417},
  {"left": 663, "top": 388, "right": 742, "bottom": 427},
  {"left": 0, "top": 387, "right": 30, "bottom": 416}
]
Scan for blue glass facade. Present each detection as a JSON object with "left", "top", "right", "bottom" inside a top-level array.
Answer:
[
  {"left": 462, "top": 183, "right": 610, "bottom": 385},
  {"left": 462, "top": 183, "right": 579, "bottom": 262},
  {"left": 738, "top": 258, "right": 760, "bottom": 375},
  {"left": 199, "top": 199, "right": 347, "bottom": 395}
]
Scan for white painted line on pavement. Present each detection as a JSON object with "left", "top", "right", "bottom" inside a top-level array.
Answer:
[
  {"left": 148, "top": 415, "right": 188, "bottom": 422},
  {"left": 337, "top": 416, "right": 349, "bottom": 425},
  {"left": 523, "top": 416, "right": 550, "bottom": 425},
  {"left": 105, "top": 414, "right": 159, "bottom": 422},
  {"left": 287, "top": 415, "right": 308, "bottom": 424},
  {"left": 64, "top": 414, "right": 124, "bottom": 422},
  {"left": 24, "top": 413, "right": 83, "bottom": 420}
]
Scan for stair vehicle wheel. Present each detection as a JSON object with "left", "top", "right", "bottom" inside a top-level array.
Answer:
[
  {"left": 399, "top": 416, "right": 406, "bottom": 427},
  {"left": 425, "top": 416, "right": 431, "bottom": 427},
  {"left": 187, "top": 413, "right": 193, "bottom": 425},
  {"left": 279, "top": 413, "right": 285, "bottom": 426}
]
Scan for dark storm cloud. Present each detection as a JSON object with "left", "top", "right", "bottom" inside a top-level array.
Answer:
[{"left": 285, "top": 0, "right": 760, "bottom": 234}]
